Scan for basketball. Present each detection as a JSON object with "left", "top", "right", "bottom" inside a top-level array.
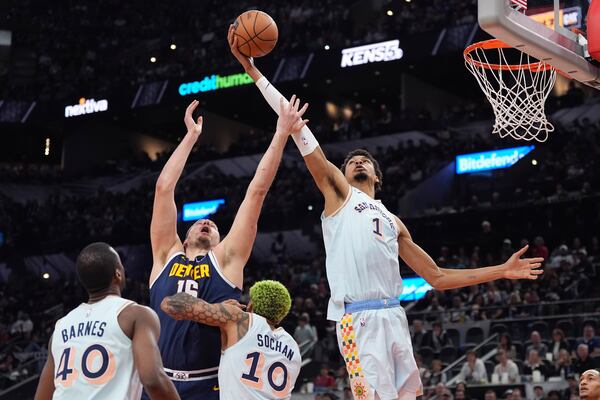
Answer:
[{"left": 232, "top": 10, "right": 278, "bottom": 58}]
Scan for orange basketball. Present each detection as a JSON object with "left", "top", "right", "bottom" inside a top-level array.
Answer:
[{"left": 233, "top": 10, "right": 278, "bottom": 58}]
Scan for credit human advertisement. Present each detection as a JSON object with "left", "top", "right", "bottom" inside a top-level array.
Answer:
[
  {"left": 182, "top": 199, "right": 226, "bottom": 222},
  {"left": 178, "top": 73, "right": 253, "bottom": 96},
  {"left": 455, "top": 146, "right": 535, "bottom": 175},
  {"left": 399, "top": 277, "right": 433, "bottom": 301},
  {"left": 340, "top": 39, "right": 403, "bottom": 68}
]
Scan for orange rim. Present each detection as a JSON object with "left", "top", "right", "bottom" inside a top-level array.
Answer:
[{"left": 464, "top": 39, "right": 555, "bottom": 72}]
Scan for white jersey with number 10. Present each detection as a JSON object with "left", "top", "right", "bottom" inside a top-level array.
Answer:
[
  {"left": 51, "top": 295, "right": 142, "bottom": 400},
  {"left": 218, "top": 314, "right": 301, "bottom": 400}
]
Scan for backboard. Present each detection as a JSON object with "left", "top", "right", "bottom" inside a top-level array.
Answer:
[{"left": 478, "top": 0, "right": 600, "bottom": 88}]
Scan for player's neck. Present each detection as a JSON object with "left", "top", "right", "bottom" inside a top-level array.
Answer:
[
  {"left": 352, "top": 182, "right": 375, "bottom": 198},
  {"left": 87, "top": 287, "right": 121, "bottom": 304},
  {"left": 185, "top": 245, "right": 210, "bottom": 260}
]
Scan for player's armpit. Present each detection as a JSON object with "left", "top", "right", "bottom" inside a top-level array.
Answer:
[
  {"left": 160, "top": 292, "right": 248, "bottom": 328},
  {"left": 34, "top": 337, "right": 55, "bottom": 400},
  {"left": 132, "top": 306, "right": 181, "bottom": 400},
  {"left": 304, "top": 147, "right": 351, "bottom": 217}
]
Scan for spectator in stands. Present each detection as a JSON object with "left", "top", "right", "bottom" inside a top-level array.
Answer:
[
  {"left": 533, "top": 236, "right": 549, "bottom": 260},
  {"left": 412, "top": 319, "right": 427, "bottom": 349},
  {"left": 574, "top": 344, "right": 599, "bottom": 374},
  {"left": 526, "top": 331, "right": 549, "bottom": 358},
  {"left": 271, "top": 233, "right": 287, "bottom": 263},
  {"left": 563, "top": 375, "right": 580, "bottom": 399},
  {"left": 550, "top": 328, "right": 570, "bottom": 361},
  {"left": 294, "top": 313, "right": 318, "bottom": 345},
  {"left": 523, "top": 349, "right": 551, "bottom": 379},
  {"left": 422, "top": 321, "right": 453, "bottom": 353},
  {"left": 533, "top": 385, "right": 545, "bottom": 400},
  {"left": 9, "top": 311, "right": 33, "bottom": 338},
  {"left": 553, "top": 348, "right": 575, "bottom": 378},
  {"left": 493, "top": 349, "right": 520, "bottom": 383},
  {"left": 484, "top": 389, "right": 497, "bottom": 400},
  {"left": 314, "top": 365, "right": 336, "bottom": 392},
  {"left": 546, "top": 390, "right": 561, "bottom": 400},
  {"left": 511, "top": 388, "right": 523, "bottom": 400},
  {"left": 423, "top": 359, "right": 447, "bottom": 386},
  {"left": 577, "top": 324, "right": 600, "bottom": 357},
  {"left": 497, "top": 333, "right": 518, "bottom": 360},
  {"left": 457, "top": 350, "right": 488, "bottom": 384}
]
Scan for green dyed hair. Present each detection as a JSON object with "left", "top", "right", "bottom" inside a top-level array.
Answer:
[{"left": 249, "top": 280, "right": 291, "bottom": 325}]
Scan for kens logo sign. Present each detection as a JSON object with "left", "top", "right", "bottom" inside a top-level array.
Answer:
[
  {"left": 341, "top": 40, "right": 403, "bottom": 68},
  {"left": 64, "top": 98, "right": 108, "bottom": 118}
]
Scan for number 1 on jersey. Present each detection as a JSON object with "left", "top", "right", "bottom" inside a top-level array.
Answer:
[{"left": 372, "top": 218, "right": 383, "bottom": 238}]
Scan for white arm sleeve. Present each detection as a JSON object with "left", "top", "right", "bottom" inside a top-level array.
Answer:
[{"left": 255, "top": 77, "right": 318, "bottom": 156}]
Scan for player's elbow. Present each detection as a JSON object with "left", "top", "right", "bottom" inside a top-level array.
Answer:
[
  {"left": 246, "top": 186, "right": 268, "bottom": 199},
  {"left": 155, "top": 179, "right": 175, "bottom": 194},
  {"left": 427, "top": 273, "right": 447, "bottom": 291}
]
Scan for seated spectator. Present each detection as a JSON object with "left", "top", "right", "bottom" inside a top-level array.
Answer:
[
  {"left": 314, "top": 365, "right": 336, "bottom": 392},
  {"left": 512, "top": 388, "right": 524, "bottom": 400},
  {"left": 423, "top": 359, "right": 447, "bottom": 386},
  {"left": 533, "top": 385, "right": 545, "bottom": 400},
  {"left": 411, "top": 319, "right": 427, "bottom": 349},
  {"left": 553, "top": 348, "right": 574, "bottom": 378},
  {"left": 497, "top": 333, "right": 518, "bottom": 360},
  {"left": 484, "top": 389, "right": 497, "bottom": 400},
  {"left": 546, "top": 390, "right": 561, "bottom": 400},
  {"left": 523, "top": 349, "right": 551, "bottom": 379},
  {"left": 562, "top": 375, "right": 579, "bottom": 399},
  {"left": 574, "top": 344, "right": 599, "bottom": 374},
  {"left": 457, "top": 350, "right": 488, "bottom": 384},
  {"left": 577, "top": 324, "right": 600, "bottom": 357},
  {"left": 294, "top": 313, "right": 318, "bottom": 345},
  {"left": 422, "top": 321, "right": 453, "bottom": 353},
  {"left": 549, "top": 328, "right": 570, "bottom": 361},
  {"left": 493, "top": 349, "right": 520, "bottom": 383},
  {"left": 526, "top": 331, "right": 548, "bottom": 358}
]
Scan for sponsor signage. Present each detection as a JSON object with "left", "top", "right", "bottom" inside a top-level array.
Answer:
[
  {"left": 178, "top": 73, "right": 253, "bottom": 96},
  {"left": 399, "top": 277, "right": 433, "bottom": 301},
  {"left": 529, "top": 6, "right": 582, "bottom": 29},
  {"left": 456, "top": 146, "right": 535, "bottom": 174},
  {"left": 341, "top": 39, "right": 403, "bottom": 68},
  {"left": 64, "top": 98, "right": 108, "bottom": 118},
  {"left": 182, "top": 199, "right": 226, "bottom": 222}
]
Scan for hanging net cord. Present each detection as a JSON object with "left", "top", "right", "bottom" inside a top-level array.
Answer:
[{"left": 464, "top": 42, "right": 557, "bottom": 142}]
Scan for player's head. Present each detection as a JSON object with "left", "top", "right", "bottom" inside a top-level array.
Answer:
[
  {"left": 184, "top": 219, "right": 220, "bottom": 251},
  {"left": 580, "top": 369, "right": 600, "bottom": 400},
  {"left": 341, "top": 149, "right": 383, "bottom": 192},
  {"left": 76, "top": 242, "right": 125, "bottom": 295},
  {"left": 248, "top": 280, "right": 291, "bottom": 325}
]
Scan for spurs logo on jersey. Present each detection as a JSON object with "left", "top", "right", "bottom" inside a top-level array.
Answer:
[
  {"left": 51, "top": 296, "right": 142, "bottom": 400},
  {"left": 322, "top": 187, "right": 404, "bottom": 321},
  {"left": 218, "top": 314, "right": 301, "bottom": 400}
]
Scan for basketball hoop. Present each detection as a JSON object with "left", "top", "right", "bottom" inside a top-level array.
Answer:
[{"left": 464, "top": 39, "right": 557, "bottom": 142}]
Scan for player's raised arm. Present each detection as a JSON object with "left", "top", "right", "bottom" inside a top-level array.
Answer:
[
  {"left": 227, "top": 25, "right": 350, "bottom": 216},
  {"left": 34, "top": 338, "right": 55, "bottom": 400},
  {"left": 131, "top": 305, "right": 181, "bottom": 400},
  {"left": 149, "top": 100, "right": 202, "bottom": 284},
  {"left": 394, "top": 216, "right": 544, "bottom": 290},
  {"left": 215, "top": 97, "right": 307, "bottom": 288}
]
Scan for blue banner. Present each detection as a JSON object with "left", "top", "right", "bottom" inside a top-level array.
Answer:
[
  {"left": 456, "top": 145, "right": 535, "bottom": 174},
  {"left": 182, "top": 199, "right": 226, "bottom": 222}
]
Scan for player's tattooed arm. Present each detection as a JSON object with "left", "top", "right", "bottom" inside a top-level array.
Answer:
[{"left": 161, "top": 293, "right": 249, "bottom": 337}]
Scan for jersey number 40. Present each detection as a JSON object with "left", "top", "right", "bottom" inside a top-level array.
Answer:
[{"left": 55, "top": 344, "right": 116, "bottom": 387}]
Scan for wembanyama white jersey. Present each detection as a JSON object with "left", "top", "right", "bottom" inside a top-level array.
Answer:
[
  {"left": 218, "top": 314, "right": 301, "bottom": 400},
  {"left": 322, "top": 187, "right": 404, "bottom": 321},
  {"left": 51, "top": 295, "right": 142, "bottom": 400}
]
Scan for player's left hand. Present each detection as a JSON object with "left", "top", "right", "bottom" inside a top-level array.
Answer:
[
  {"left": 223, "top": 299, "right": 246, "bottom": 310},
  {"left": 502, "top": 245, "right": 544, "bottom": 280},
  {"left": 276, "top": 95, "right": 309, "bottom": 136}
]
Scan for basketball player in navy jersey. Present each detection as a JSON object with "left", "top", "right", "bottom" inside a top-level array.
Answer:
[{"left": 147, "top": 99, "right": 307, "bottom": 400}]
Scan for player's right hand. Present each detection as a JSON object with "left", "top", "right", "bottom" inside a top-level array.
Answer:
[
  {"left": 228, "top": 24, "right": 254, "bottom": 71},
  {"left": 276, "top": 95, "right": 309, "bottom": 136},
  {"left": 184, "top": 100, "right": 203, "bottom": 138}
]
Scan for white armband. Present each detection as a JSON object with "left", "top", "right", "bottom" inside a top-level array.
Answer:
[{"left": 255, "top": 77, "right": 319, "bottom": 156}]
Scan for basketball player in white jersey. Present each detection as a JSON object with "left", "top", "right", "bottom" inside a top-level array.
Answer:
[
  {"left": 228, "top": 26, "right": 545, "bottom": 400},
  {"left": 160, "top": 280, "right": 301, "bottom": 400},
  {"left": 581, "top": 369, "right": 600, "bottom": 400},
  {"left": 34, "top": 242, "right": 180, "bottom": 400}
]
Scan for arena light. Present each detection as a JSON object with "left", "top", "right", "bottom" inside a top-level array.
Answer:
[
  {"left": 182, "top": 199, "right": 226, "bottom": 222},
  {"left": 340, "top": 39, "right": 403, "bottom": 68},
  {"left": 387, "top": 10, "right": 394, "bottom": 16},
  {"left": 178, "top": 73, "right": 253, "bottom": 96},
  {"left": 170, "top": 44, "right": 177, "bottom": 50},
  {"left": 42, "top": 272, "right": 50, "bottom": 279},
  {"left": 64, "top": 98, "right": 108, "bottom": 118},
  {"left": 399, "top": 277, "right": 433, "bottom": 301},
  {"left": 455, "top": 145, "right": 535, "bottom": 174},
  {"left": 324, "top": 44, "right": 330, "bottom": 50},
  {"left": 150, "top": 56, "right": 157, "bottom": 63},
  {"left": 44, "top": 138, "right": 50, "bottom": 156}
]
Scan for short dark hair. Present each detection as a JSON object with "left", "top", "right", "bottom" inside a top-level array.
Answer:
[
  {"left": 76, "top": 242, "right": 121, "bottom": 294},
  {"left": 340, "top": 149, "right": 383, "bottom": 192}
]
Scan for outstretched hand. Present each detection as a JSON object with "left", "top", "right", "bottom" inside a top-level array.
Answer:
[
  {"left": 228, "top": 24, "right": 254, "bottom": 71},
  {"left": 184, "top": 100, "right": 203, "bottom": 137},
  {"left": 502, "top": 245, "right": 544, "bottom": 280},
  {"left": 276, "top": 95, "right": 309, "bottom": 136}
]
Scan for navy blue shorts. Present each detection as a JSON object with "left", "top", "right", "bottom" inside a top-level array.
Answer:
[{"left": 141, "top": 377, "right": 219, "bottom": 400}]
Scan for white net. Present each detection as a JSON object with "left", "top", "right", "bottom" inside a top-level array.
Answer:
[{"left": 464, "top": 40, "right": 557, "bottom": 142}]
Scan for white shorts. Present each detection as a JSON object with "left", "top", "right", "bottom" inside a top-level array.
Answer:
[{"left": 336, "top": 307, "right": 422, "bottom": 400}]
